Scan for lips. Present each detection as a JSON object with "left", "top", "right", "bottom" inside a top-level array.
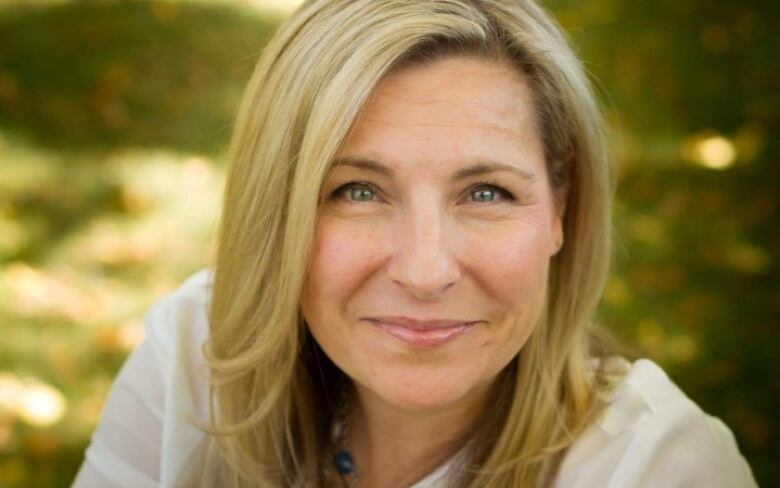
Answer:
[
  {"left": 367, "top": 316, "right": 479, "bottom": 330},
  {"left": 365, "top": 317, "right": 479, "bottom": 348}
]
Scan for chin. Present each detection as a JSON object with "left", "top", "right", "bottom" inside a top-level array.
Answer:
[{"left": 360, "top": 371, "right": 487, "bottom": 414}]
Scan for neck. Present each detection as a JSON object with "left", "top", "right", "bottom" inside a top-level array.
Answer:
[{"left": 343, "top": 383, "right": 493, "bottom": 488}]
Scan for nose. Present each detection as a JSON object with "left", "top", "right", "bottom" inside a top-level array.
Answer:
[{"left": 386, "top": 202, "right": 461, "bottom": 300}]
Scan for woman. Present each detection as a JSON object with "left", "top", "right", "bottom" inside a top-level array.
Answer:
[{"left": 73, "top": 0, "right": 757, "bottom": 487}]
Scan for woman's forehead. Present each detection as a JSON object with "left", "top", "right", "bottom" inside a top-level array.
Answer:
[
  {"left": 360, "top": 55, "right": 537, "bottom": 132},
  {"left": 334, "top": 56, "right": 545, "bottom": 180}
]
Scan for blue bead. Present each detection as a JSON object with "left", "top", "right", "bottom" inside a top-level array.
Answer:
[{"left": 334, "top": 450, "right": 355, "bottom": 474}]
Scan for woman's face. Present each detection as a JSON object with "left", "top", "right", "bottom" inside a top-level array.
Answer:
[{"left": 301, "top": 55, "right": 563, "bottom": 413}]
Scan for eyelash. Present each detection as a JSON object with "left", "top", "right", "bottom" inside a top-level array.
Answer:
[{"left": 328, "top": 179, "right": 517, "bottom": 205}]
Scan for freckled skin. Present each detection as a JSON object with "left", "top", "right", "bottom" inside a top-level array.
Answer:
[{"left": 301, "top": 56, "right": 563, "bottom": 413}]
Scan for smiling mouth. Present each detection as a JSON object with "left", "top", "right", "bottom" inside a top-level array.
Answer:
[{"left": 365, "top": 319, "right": 478, "bottom": 349}]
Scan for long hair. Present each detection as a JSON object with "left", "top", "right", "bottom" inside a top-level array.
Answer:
[{"left": 200, "top": 1, "right": 623, "bottom": 486}]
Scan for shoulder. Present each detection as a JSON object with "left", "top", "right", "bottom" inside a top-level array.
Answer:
[
  {"left": 138, "top": 267, "right": 214, "bottom": 431},
  {"left": 558, "top": 358, "right": 758, "bottom": 488},
  {"left": 142, "top": 268, "right": 214, "bottom": 482},
  {"left": 142, "top": 267, "right": 213, "bottom": 363},
  {"left": 73, "top": 269, "right": 215, "bottom": 487}
]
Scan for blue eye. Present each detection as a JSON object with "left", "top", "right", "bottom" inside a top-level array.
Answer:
[
  {"left": 469, "top": 182, "right": 516, "bottom": 203},
  {"left": 330, "top": 181, "right": 376, "bottom": 203},
  {"left": 328, "top": 180, "right": 516, "bottom": 204}
]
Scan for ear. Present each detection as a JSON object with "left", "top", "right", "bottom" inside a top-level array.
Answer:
[
  {"left": 550, "top": 188, "right": 567, "bottom": 256},
  {"left": 550, "top": 213, "right": 564, "bottom": 256}
]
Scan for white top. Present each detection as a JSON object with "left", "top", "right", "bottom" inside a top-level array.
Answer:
[{"left": 72, "top": 268, "right": 758, "bottom": 488}]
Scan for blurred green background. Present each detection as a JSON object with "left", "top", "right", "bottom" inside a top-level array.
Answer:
[{"left": 0, "top": 0, "right": 776, "bottom": 486}]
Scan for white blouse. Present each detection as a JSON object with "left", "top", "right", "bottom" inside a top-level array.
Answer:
[{"left": 72, "top": 268, "right": 758, "bottom": 487}]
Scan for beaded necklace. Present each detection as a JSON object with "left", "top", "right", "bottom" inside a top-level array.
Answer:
[{"left": 321, "top": 390, "right": 359, "bottom": 488}]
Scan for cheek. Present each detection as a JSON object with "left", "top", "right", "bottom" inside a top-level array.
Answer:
[
  {"left": 463, "top": 219, "right": 552, "bottom": 361},
  {"left": 462, "top": 219, "right": 552, "bottom": 307},
  {"left": 306, "top": 218, "right": 386, "bottom": 302}
]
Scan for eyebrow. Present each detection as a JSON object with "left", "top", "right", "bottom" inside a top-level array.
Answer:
[{"left": 332, "top": 157, "right": 537, "bottom": 183}]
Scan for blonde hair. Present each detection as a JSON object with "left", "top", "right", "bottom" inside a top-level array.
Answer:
[{"left": 201, "top": 0, "right": 623, "bottom": 486}]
